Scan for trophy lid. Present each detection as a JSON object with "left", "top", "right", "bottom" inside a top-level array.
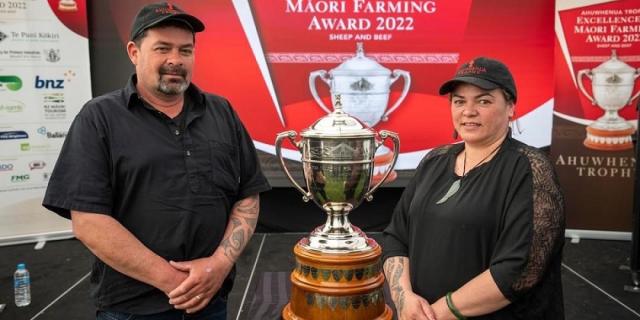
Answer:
[
  {"left": 302, "top": 95, "right": 375, "bottom": 138},
  {"left": 330, "top": 42, "right": 391, "bottom": 77},
  {"left": 592, "top": 50, "right": 635, "bottom": 74}
]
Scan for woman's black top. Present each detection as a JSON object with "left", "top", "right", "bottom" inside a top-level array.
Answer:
[{"left": 383, "top": 136, "right": 565, "bottom": 319}]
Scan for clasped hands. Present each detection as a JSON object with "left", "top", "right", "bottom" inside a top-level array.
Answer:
[{"left": 164, "top": 254, "right": 233, "bottom": 314}]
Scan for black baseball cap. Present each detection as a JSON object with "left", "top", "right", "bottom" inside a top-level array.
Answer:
[
  {"left": 439, "top": 57, "right": 517, "bottom": 103},
  {"left": 129, "top": 2, "right": 205, "bottom": 41}
]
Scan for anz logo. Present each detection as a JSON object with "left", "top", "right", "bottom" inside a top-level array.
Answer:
[{"left": 34, "top": 75, "right": 64, "bottom": 89}]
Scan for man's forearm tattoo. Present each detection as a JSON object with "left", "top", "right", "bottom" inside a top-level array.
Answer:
[
  {"left": 234, "top": 196, "right": 259, "bottom": 215},
  {"left": 220, "top": 195, "right": 259, "bottom": 263},
  {"left": 384, "top": 257, "right": 406, "bottom": 313}
]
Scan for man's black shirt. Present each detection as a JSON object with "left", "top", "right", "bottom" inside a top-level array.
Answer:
[{"left": 43, "top": 75, "right": 271, "bottom": 314}]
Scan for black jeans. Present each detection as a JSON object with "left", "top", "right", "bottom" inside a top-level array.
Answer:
[{"left": 96, "top": 295, "right": 227, "bottom": 320}]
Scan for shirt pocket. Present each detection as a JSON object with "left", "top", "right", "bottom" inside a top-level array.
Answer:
[{"left": 209, "top": 140, "right": 240, "bottom": 196}]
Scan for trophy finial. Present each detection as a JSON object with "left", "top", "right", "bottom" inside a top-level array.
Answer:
[
  {"left": 612, "top": 49, "right": 618, "bottom": 59},
  {"left": 356, "top": 42, "right": 364, "bottom": 57}
]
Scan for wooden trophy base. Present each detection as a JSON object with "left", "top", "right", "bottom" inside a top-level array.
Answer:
[
  {"left": 584, "top": 126, "right": 635, "bottom": 151},
  {"left": 282, "top": 238, "right": 393, "bottom": 320}
]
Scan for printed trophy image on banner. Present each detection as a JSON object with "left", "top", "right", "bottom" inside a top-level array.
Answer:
[
  {"left": 276, "top": 95, "right": 398, "bottom": 319},
  {"left": 309, "top": 42, "right": 409, "bottom": 183},
  {"left": 576, "top": 50, "right": 639, "bottom": 151},
  {"left": 309, "top": 43, "right": 410, "bottom": 128},
  {"left": 552, "top": 0, "right": 639, "bottom": 232},
  {"left": 99, "top": 0, "right": 556, "bottom": 186}
]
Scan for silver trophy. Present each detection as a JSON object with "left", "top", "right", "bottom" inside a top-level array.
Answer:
[
  {"left": 275, "top": 95, "right": 399, "bottom": 252},
  {"left": 309, "top": 42, "right": 410, "bottom": 127},
  {"left": 577, "top": 50, "right": 640, "bottom": 132}
]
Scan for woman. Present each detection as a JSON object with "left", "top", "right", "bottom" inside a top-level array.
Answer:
[{"left": 383, "top": 57, "right": 565, "bottom": 320}]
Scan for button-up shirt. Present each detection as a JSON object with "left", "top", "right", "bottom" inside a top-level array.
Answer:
[{"left": 43, "top": 75, "right": 271, "bottom": 313}]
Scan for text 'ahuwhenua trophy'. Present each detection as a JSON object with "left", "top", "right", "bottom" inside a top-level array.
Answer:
[{"left": 276, "top": 95, "right": 398, "bottom": 319}]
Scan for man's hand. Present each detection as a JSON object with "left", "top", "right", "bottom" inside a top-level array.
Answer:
[
  {"left": 167, "top": 194, "right": 260, "bottom": 313},
  {"left": 167, "top": 255, "right": 233, "bottom": 313},
  {"left": 158, "top": 268, "right": 189, "bottom": 295},
  {"left": 71, "top": 211, "right": 191, "bottom": 295}
]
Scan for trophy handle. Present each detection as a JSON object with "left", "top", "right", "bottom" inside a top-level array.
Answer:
[
  {"left": 630, "top": 69, "right": 640, "bottom": 104},
  {"left": 383, "top": 70, "right": 411, "bottom": 121},
  {"left": 364, "top": 130, "right": 400, "bottom": 201},
  {"left": 275, "top": 131, "right": 312, "bottom": 202},
  {"left": 577, "top": 69, "right": 596, "bottom": 105},
  {"left": 309, "top": 70, "right": 333, "bottom": 114}
]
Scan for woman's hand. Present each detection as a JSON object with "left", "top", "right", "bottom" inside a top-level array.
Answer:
[
  {"left": 397, "top": 290, "right": 437, "bottom": 320},
  {"left": 384, "top": 256, "right": 437, "bottom": 320}
]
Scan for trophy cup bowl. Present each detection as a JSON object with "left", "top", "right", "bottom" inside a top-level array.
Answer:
[
  {"left": 309, "top": 42, "right": 410, "bottom": 128},
  {"left": 577, "top": 50, "right": 639, "bottom": 150},
  {"left": 275, "top": 105, "right": 399, "bottom": 252},
  {"left": 277, "top": 96, "right": 398, "bottom": 319}
]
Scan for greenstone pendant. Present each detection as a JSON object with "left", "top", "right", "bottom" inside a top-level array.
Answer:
[{"left": 436, "top": 179, "right": 461, "bottom": 204}]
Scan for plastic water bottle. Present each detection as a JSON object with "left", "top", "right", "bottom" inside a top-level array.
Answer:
[{"left": 14, "top": 263, "right": 31, "bottom": 307}]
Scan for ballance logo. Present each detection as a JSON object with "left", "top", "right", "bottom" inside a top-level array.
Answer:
[
  {"left": 37, "top": 126, "right": 67, "bottom": 139},
  {"left": 0, "top": 75, "right": 22, "bottom": 91},
  {"left": 0, "top": 130, "right": 28, "bottom": 140}
]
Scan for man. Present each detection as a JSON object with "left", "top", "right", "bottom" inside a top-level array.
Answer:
[{"left": 43, "top": 2, "right": 271, "bottom": 319}]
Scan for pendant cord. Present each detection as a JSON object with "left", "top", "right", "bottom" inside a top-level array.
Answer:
[
  {"left": 462, "top": 143, "right": 502, "bottom": 178},
  {"left": 436, "top": 141, "right": 504, "bottom": 205}
]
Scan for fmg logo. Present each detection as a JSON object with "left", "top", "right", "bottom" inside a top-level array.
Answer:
[
  {"left": 11, "top": 174, "right": 30, "bottom": 183},
  {"left": 34, "top": 75, "right": 64, "bottom": 89}
]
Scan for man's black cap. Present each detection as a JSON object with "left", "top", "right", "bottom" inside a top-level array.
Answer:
[
  {"left": 130, "top": 2, "right": 205, "bottom": 41},
  {"left": 439, "top": 57, "right": 517, "bottom": 103}
]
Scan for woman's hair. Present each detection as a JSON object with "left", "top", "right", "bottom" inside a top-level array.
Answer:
[{"left": 501, "top": 89, "right": 515, "bottom": 104}]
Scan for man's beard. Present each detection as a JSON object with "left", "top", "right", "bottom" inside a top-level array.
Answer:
[{"left": 157, "top": 65, "right": 189, "bottom": 95}]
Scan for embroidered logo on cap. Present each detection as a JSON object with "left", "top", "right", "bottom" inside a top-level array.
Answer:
[
  {"left": 457, "top": 59, "right": 487, "bottom": 76},
  {"left": 155, "top": 3, "right": 177, "bottom": 15}
]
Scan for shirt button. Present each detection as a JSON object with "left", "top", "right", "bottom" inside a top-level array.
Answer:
[
  {"left": 174, "top": 129, "right": 180, "bottom": 136},
  {"left": 186, "top": 150, "right": 191, "bottom": 156}
]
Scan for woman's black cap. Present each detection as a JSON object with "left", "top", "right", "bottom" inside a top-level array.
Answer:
[{"left": 439, "top": 57, "right": 517, "bottom": 103}]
